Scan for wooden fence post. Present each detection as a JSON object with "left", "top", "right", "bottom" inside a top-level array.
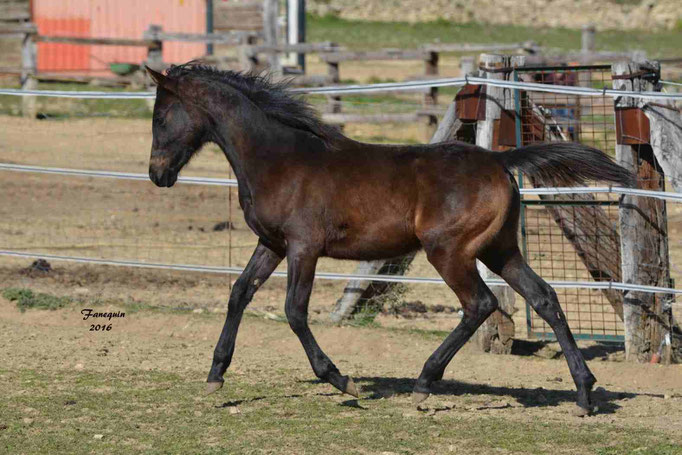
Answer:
[
  {"left": 326, "top": 60, "right": 341, "bottom": 114},
  {"left": 144, "top": 24, "right": 163, "bottom": 70},
  {"left": 612, "top": 60, "right": 672, "bottom": 362},
  {"left": 143, "top": 25, "right": 163, "bottom": 111},
  {"left": 262, "top": 0, "right": 281, "bottom": 75},
  {"left": 460, "top": 56, "right": 475, "bottom": 77},
  {"left": 474, "top": 53, "right": 524, "bottom": 354},
  {"left": 421, "top": 50, "right": 439, "bottom": 141},
  {"left": 21, "top": 28, "right": 37, "bottom": 118},
  {"left": 423, "top": 50, "right": 439, "bottom": 106},
  {"left": 581, "top": 24, "right": 595, "bottom": 54},
  {"left": 644, "top": 99, "right": 682, "bottom": 363},
  {"left": 238, "top": 35, "right": 260, "bottom": 73}
]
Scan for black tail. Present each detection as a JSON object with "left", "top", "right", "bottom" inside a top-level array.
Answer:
[{"left": 496, "top": 142, "right": 635, "bottom": 187}]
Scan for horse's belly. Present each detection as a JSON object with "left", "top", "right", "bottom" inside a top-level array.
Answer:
[{"left": 324, "top": 227, "right": 420, "bottom": 261}]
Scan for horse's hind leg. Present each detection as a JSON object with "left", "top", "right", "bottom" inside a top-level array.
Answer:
[
  {"left": 482, "top": 248, "right": 597, "bottom": 415},
  {"left": 413, "top": 255, "right": 499, "bottom": 404},
  {"left": 206, "top": 241, "right": 283, "bottom": 394}
]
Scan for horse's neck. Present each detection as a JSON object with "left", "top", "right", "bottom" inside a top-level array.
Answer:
[
  {"left": 211, "top": 112, "right": 289, "bottom": 205},
  {"left": 211, "top": 131, "right": 254, "bottom": 206}
]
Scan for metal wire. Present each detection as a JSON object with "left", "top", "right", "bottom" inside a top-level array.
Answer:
[
  {"left": 1, "top": 249, "right": 680, "bottom": 295},
  {"left": 2, "top": 76, "right": 682, "bottom": 99},
  {"left": 2, "top": 163, "right": 681, "bottom": 201},
  {"left": 0, "top": 163, "right": 238, "bottom": 186}
]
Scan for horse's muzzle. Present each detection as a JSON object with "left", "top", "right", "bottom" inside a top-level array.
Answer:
[{"left": 149, "top": 165, "right": 178, "bottom": 187}]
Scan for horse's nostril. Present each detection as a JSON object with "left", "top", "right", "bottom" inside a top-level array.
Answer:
[
  {"left": 149, "top": 155, "right": 169, "bottom": 169},
  {"left": 148, "top": 165, "right": 177, "bottom": 188},
  {"left": 149, "top": 165, "right": 164, "bottom": 186}
]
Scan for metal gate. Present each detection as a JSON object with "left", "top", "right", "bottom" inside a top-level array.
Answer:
[{"left": 513, "top": 65, "right": 625, "bottom": 342}]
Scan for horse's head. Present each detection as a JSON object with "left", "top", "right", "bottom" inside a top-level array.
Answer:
[{"left": 145, "top": 66, "right": 209, "bottom": 187}]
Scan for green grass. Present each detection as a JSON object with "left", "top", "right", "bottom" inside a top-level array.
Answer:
[
  {"left": 1, "top": 366, "right": 681, "bottom": 454},
  {"left": 308, "top": 15, "right": 682, "bottom": 58},
  {"left": 2, "top": 287, "right": 72, "bottom": 312},
  {"left": 0, "top": 287, "right": 211, "bottom": 316}
]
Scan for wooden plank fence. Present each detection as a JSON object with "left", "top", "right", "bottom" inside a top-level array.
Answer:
[
  {"left": 2, "top": 20, "right": 680, "bottom": 134},
  {"left": 0, "top": 0, "right": 29, "bottom": 23}
]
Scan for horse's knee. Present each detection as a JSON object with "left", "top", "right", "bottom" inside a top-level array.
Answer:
[
  {"left": 226, "top": 280, "right": 248, "bottom": 310},
  {"left": 479, "top": 291, "right": 499, "bottom": 316},
  {"left": 228, "top": 274, "right": 263, "bottom": 311},
  {"left": 285, "top": 306, "right": 307, "bottom": 334}
]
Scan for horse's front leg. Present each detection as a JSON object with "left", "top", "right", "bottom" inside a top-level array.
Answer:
[
  {"left": 206, "top": 240, "right": 283, "bottom": 394},
  {"left": 285, "top": 245, "right": 359, "bottom": 397}
]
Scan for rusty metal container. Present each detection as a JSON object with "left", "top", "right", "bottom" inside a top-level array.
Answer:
[
  {"left": 455, "top": 84, "right": 486, "bottom": 121},
  {"left": 615, "top": 107, "right": 650, "bottom": 145},
  {"left": 496, "top": 109, "right": 518, "bottom": 147}
]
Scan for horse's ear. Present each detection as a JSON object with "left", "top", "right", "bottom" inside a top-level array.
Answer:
[{"left": 145, "top": 66, "right": 178, "bottom": 94}]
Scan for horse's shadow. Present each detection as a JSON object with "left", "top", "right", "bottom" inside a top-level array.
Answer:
[
  {"left": 218, "top": 375, "right": 655, "bottom": 415},
  {"left": 345, "top": 376, "right": 648, "bottom": 414}
]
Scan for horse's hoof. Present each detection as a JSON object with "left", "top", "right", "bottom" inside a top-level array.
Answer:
[
  {"left": 205, "top": 381, "right": 224, "bottom": 395},
  {"left": 412, "top": 391, "right": 430, "bottom": 406},
  {"left": 344, "top": 377, "right": 359, "bottom": 398},
  {"left": 572, "top": 404, "right": 597, "bottom": 417}
]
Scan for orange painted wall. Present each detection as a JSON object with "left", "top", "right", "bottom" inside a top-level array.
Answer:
[{"left": 33, "top": 0, "right": 207, "bottom": 76}]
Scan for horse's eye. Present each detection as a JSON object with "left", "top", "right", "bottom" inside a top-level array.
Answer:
[{"left": 155, "top": 116, "right": 166, "bottom": 126}]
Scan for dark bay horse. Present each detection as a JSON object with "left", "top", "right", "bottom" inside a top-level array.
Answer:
[{"left": 145, "top": 64, "right": 632, "bottom": 415}]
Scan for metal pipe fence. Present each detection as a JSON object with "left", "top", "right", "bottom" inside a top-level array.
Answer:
[{"left": 1, "top": 76, "right": 682, "bottom": 99}]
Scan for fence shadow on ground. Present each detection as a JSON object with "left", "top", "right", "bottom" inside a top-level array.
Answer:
[{"left": 511, "top": 339, "right": 624, "bottom": 361}]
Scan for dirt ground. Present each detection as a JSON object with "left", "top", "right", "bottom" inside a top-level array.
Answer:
[{"left": 0, "top": 295, "right": 681, "bottom": 453}]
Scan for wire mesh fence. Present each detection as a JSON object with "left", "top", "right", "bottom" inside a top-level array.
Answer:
[
  {"left": 522, "top": 201, "right": 624, "bottom": 340},
  {"left": 515, "top": 64, "right": 623, "bottom": 340},
  {"left": 514, "top": 64, "right": 675, "bottom": 342}
]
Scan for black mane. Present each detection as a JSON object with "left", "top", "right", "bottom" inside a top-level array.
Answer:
[{"left": 166, "top": 63, "right": 339, "bottom": 147}]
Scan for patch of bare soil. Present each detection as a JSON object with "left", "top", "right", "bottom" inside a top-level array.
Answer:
[{"left": 1, "top": 296, "right": 681, "bottom": 436}]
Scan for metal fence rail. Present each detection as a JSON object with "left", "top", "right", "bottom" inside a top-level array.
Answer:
[
  {"left": 1, "top": 77, "right": 681, "bottom": 99},
  {"left": 1, "top": 250, "right": 680, "bottom": 296},
  {"left": 3, "top": 163, "right": 682, "bottom": 201},
  {"left": 0, "top": 163, "right": 681, "bottom": 297}
]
